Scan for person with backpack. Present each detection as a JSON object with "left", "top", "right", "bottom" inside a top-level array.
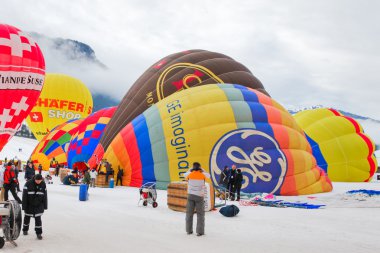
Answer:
[
  {"left": 185, "top": 162, "right": 210, "bottom": 236},
  {"left": 235, "top": 169, "right": 243, "bottom": 201},
  {"left": 22, "top": 174, "right": 48, "bottom": 240},
  {"left": 3, "top": 162, "right": 22, "bottom": 204}
]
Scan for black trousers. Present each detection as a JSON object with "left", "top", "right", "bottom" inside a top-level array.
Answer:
[
  {"left": 105, "top": 172, "right": 113, "bottom": 182},
  {"left": 4, "top": 184, "right": 21, "bottom": 203},
  {"left": 227, "top": 182, "right": 236, "bottom": 199},
  {"left": 116, "top": 177, "right": 122, "bottom": 186},
  {"left": 236, "top": 185, "right": 242, "bottom": 200},
  {"left": 23, "top": 214, "right": 42, "bottom": 234}
]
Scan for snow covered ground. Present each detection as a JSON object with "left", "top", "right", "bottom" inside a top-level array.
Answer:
[
  {"left": 1, "top": 174, "right": 380, "bottom": 253},
  {"left": 0, "top": 136, "right": 38, "bottom": 162}
]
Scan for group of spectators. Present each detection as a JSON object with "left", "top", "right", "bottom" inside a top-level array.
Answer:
[{"left": 219, "top": 165, "right": 243, "bottom": 201}]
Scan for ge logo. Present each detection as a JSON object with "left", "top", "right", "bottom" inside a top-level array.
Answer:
[{"left": 210, "top": 129, "right": 287, "bottom": 194}]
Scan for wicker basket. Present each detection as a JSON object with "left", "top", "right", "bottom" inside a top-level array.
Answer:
[{"left": 95, "top": 174, "right": 110, "bottom": 188}]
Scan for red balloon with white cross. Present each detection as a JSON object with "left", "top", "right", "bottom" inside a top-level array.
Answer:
[{"left": 0, "top": 24, "right": 45, "bottom": 152}]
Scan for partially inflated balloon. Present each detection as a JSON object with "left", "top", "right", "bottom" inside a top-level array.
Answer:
[
  {"left": 89, "top": 50, "right": 268, "bottom": 168},
  {"left": 30, "top": 118, "right": 83, "bottom": 171},
  {"left": 294, "top": 108, "right": 377, "bottom": 182},
  {"left": 0, "top": 24, "right": 45, "bottom": 151},
  {"left": 104, "top": 84, "right": 332, "bottom": 195},
  {"left": 67, "top": 107, "right": 116, "bottom": 170},
  {"left": 26, "top": 73, "right": 93, "bottom": 141}
]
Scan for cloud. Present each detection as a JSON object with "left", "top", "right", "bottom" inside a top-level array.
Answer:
[{"left": 1, "top": 0, "right": 379, "bottom": 119}]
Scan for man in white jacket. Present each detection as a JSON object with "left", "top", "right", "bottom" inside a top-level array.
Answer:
[{"left": 89, "top": 168, "right": 98, "bottom": 188}]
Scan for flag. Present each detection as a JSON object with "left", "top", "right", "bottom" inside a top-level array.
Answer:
[{"left": 30, "top": 112, "right": 43, "bottom": 122}]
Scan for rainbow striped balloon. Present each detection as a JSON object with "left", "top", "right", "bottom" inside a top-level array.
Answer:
[{"left": 104, "top": 84, "right": 332, "bottom": 195}]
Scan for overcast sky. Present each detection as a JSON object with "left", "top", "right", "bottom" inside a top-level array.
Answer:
[{"left": 1, "top": 0, "right": 379, "bottom": 119}]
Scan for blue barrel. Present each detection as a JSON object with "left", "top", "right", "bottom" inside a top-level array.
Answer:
[
  {"left": 109, "top": 178, "right": 114, "bottom": 188},
  {"left": 79, "top": 184, "right": 88, "bottom": 201}
]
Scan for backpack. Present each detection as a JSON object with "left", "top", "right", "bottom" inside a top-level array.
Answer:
[{"left": 219, "top": 205, "right": 240, "bottom": 217}]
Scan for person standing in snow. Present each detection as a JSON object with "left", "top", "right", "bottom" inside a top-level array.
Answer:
[
  {"left": 0, "top": 164, "right": 5, "bottom": 201},
  {"left": 22, "top": 174, "right": 48, "bottom": 240},
  {"left": 25, "top": 162, "right": 36, "bottom": 181},
  {"left": 116, "top": 166, "right": 124, "bottom": 186},
  {"left": 3, "top": 162, "right": 22, "bottom": 204},
  {"left": 105, "top": 162, "right": 114, "bottom": 183},
  {"left": 227, "top": 165, "right": 237, "bottom": 200},
  {"left": 235, "top": 169, "right": 243, "bottom": 201},
  {"left": 219, "top": 166, "right": 229, "bottom": 187},
  {"left": 89, "top": 168, "right": 98, "bottom": 188},
  {"left": 38, "top": 164, "right": 43, "bottom": 175},
  {"left": 185, "top": 162, "right": 210, "bottom": 236},
  {"left": 82, "top": 168, "right": 91, "bottom": 189}
]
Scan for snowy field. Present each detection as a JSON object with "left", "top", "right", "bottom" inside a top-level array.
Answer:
[{"left": 1, "top": 174, "right": 379, "bottom": 253}]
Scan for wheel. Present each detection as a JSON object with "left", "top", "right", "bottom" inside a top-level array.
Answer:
[
  {"left": 143, "top": 201, "right": 147, "bottom": 206},
  {"left": 0, "top": 237, "right": 5, "bottom": 249},
  {"left": 152, "top": 202, "right": 158, "bottom": 208}
]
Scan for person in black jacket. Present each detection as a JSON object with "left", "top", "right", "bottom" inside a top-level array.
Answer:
[
  {"left": 218, "top": 166, "right": 229, "bottom": 187},
  {"left": 22, "top": 174, "right": 48, "bottom": 240},
  {"left": 25, "top": 162, "right": 35, "bottom": 181},
  {"left": 38, "top": 164, "right": 43, "bottom": 175},
  {"left": 116, "top": 166, "right": 124, "bottom": 186},
  {"left": 235, "top": 169, "right": 243, "bottom": 201},
  {"left": 227, "top": 165, "right": 237, "bottom": 200}
]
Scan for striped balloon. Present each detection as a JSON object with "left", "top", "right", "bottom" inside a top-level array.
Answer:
[
  {"left": 30, "top": 118, "right": 83, "bottom": 170},
  {"left": 294, "top": 108, "right": 377, "bottom": 182},
  {"left": 104, "top": 84, "right": 332, "bottom": 195}
]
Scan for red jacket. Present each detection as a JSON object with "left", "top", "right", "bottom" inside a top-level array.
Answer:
[{"left": 3, "top": 166, "right": 18, "bottom": 185}]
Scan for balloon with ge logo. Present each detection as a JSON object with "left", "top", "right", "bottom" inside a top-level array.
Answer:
[{"left": 103, "top": 84, "right": 332, "bottom": 195}]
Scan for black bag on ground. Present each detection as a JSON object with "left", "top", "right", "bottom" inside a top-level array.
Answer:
[{"left": 219, "top": 205, "right": 240, "bottom": 217}]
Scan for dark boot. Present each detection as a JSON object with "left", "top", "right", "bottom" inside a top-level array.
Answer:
[{"left": 37, "top": 234, "right": 43, "bottom": 240}]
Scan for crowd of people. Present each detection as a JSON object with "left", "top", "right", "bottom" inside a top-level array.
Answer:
[
  {"left": 0, "top": 159, "right": 48, "bottom": 240},
  {"left": 219, "top": 165, "right": 243, "bottom": 201}
]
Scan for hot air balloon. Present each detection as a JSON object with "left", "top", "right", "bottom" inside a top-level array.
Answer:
[
  {"left": 30, "top": 118, "right": 83, "bottom": 171},
  {"left": 104, "top": 84, "right": 332, "bottom": 195},
  {"left": 89, "top": 49, "right": 268, "bottom": 168},
  {"left": 294, "top": 108, "right": 377, "bottom": 182},
  {"left": 26, "top": 73, "right": 93, "bottom": 141},
  {"left": 0, "top": 24, "right": 45, "bottom": 151},
  {"left": 67, "top": 107, "right": 117, "bottom": 170}
]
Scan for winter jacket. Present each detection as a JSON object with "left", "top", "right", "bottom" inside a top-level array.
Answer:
[
  {"left": 117, "top": 169, "right": 124, "bottom": 178},
  {"left": 0, "top": 166, "right": 5, "bottom": 187},
  {"left": 219, "top": 168, "right": 229, "bottom": 186},
  {"left": 89, "top": 170, "right": 98, "bottom": 179},
  {"left": 235, "top": 171, "right": 243, "bottom": 188},
  {"left": 83, "top": 171, "right": 91, "bottom": 185},
  {"left": 228, "top": 169, "right": 237, "bottom": 184},
  {"left": 185, "top": 169, "right": 210, "bottom": 197},
  {"left": 63, "top": 175, "right": 78, "bottom": 185},
  {"left": 3, "top": 166, "right": 18, "bottom": 186},
  {"left": 25, "top": 165, "right": 35, "bottom": 180},
  {"left": 22, "top": 178, "right": 48, "bottom": 215}
]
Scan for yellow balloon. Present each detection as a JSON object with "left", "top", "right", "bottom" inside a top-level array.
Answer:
[{"left": 26, "top": 73, "right": 93, "bottom": 141}]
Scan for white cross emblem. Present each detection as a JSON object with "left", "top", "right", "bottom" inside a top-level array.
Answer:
[
  {"left": 32, "top": 113, "right": 39, "bottom": 121},
  {"left": 0, "top": 32, "right": 33, "bottom": 57},
  {"left": 0, "top": 109, "right": 13, "bottom": 129},
  {"left": 11, "top": 96, "right": 29, "bottom": 116}
]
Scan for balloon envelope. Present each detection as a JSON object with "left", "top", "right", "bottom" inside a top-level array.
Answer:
[
  {"left": 30, "top": 118, "right": 83, "bottom": 171},
  {"left": 104, "top": 84, "right": 332, "bottom": 195},
  {"left": 67, "top": 107, "right": 117, "bottom": 170},
  {"left": 90, "top": 49, "right": 268, "bottom": 167},
  {"left": 0, "top": 24, "right": 45, "bottom": 151},
  {"left": 26, "top": 73, "right": 93, "bottom": 141},
  {"left": 294, "top": 108, "right": 377, "bottom": 182}
]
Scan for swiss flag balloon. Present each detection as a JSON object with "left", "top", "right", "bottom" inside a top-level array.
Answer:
[{"left": 0, "top": 24, "right": 45, "bottom": 152}]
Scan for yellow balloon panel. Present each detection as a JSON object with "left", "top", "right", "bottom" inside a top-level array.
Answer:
[{"left": 26, "top": 73, "right": 93, "bottom": 140}]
